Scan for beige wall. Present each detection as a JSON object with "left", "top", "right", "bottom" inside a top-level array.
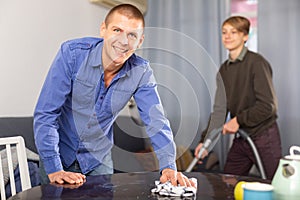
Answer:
[{"left": 0, "top": 0, "right": 108, "bottom": 116}]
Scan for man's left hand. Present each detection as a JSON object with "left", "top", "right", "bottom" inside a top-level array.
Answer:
[{"left": 160, "top": 168, "right": 196, "bottom": 188}]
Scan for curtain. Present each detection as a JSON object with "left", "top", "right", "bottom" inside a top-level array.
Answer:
[
  {"left": 258, "top": 0, "right": 300, "bottom": 154},
  {"left": 137, "top": 0, "right": 230, "bottom": 170}
]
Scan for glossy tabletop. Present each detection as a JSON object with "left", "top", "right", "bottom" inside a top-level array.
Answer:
[{"left": 8, "top": 172, "right": 270, "bottom": 200}]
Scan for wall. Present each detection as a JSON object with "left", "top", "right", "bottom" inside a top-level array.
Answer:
[
  {"left": 0, "top": 0, "right": 107, "bottom": 116},
  {"left": 258, "top": 0, "right": 300, "bottom": 154}
]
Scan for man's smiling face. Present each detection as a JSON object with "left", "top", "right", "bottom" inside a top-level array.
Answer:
[{"left": 100, "top": 12, "right": 144, "bottom": 67}]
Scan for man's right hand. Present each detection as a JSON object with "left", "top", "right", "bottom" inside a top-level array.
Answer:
[
  {"left": 194, "top": 143, "right": 209, "bottom": 164},
  {"left": 48, "top": 170, "right": 86, "bottom": 184}
]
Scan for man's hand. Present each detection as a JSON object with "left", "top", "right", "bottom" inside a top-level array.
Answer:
[
  {"left": 222, "top": 117, "right": 239, "bottom": 134},
  {"left": 48, "top": 170, "right": 86, "bottom": 184},
  {"left": 160, "top": 168, "right": 196, "bottom": 188},
  {"left": 194, "top": 142, "right": 209, "bottom": 164}
]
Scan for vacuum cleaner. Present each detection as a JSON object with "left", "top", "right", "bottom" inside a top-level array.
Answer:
[{"left": 185, "top": 128, "right": 266, "bottom": 180}]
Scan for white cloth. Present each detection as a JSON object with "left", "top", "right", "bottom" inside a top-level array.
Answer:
[{"left": 151, "top": 178, "right": 197, "bottom": 198}]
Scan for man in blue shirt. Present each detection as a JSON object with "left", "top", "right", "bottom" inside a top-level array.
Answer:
[{"left": 34, "top": 4, "right": 195, "bottom": 187}]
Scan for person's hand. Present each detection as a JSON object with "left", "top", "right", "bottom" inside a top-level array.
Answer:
[
  {"left": 194, "top": 142, "right": 209, "bottom": 164},
  {"left": 222, "top": 117, "right": 239, "bottom": 134},
  {"left": 160, "top": 168, "right": 196, "bottom": 188},
  {"left": 48, "top": 170, "right": 86, "bottom": 184}
]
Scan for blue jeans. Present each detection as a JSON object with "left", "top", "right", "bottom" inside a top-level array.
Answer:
[
  {"left": 39, "top": 151, "right": 113, "bottom": 184},
  {"left": 5, "top": 161, "right": 40, "bottom": 198}
]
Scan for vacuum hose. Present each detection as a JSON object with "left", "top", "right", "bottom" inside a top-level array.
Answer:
[
  {"left": 185, "top": 128, "right": 267, "bottom": 180},
  {"left": 237, "top": 129, "right": 267, "bottom": 180}
]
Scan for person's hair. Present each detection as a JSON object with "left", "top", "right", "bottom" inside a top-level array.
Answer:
[
  {"left": 222, "top": 16, "right": 250, "bottom": 35},
  {"left": 104, "top": 4, "right": 145, "bottom": 28}
]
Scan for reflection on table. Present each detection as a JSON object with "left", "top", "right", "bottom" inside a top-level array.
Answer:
[{"left": 7, "top": 171, "right": 270, "bottom": 200}]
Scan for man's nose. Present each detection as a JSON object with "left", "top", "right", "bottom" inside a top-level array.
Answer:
[
  {"left": 118, "top": 32, "right": 129, "bottom": 45},
  {"left": 224, "top": 33, "right": 231, "bottom": 38}
]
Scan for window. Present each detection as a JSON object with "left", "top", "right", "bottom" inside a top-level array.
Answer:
[{"left": 231, "top": 0, "right": 258, "bottom": 51}]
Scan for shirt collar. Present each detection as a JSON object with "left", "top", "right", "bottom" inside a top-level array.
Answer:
[
  {"left": 227, "top": 46, "right": 248, "bottom": 65},
  {"left": 88, "top": 41, "right": 103, "bottom": 69}
]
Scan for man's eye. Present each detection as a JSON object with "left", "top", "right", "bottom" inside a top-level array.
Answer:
[
  {"left": 128, "top": 33, "right": 137, "bottom": 39},
  {"left": 113, "top": 29, "right": 121, "bottom": 32}
]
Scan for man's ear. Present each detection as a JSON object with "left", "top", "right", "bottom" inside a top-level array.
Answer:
[
  {"left": 243, "top": 34, "right": 249, "bottom": 43},
  {"left": 100, "top": 22, "right": 106, "bottom": 38},
  {"left": 137, "top": 34, "right": 145, "bottom": 48}
]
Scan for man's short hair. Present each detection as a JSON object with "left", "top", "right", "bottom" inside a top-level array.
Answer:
[
  {"left": 105, "top": 4, "right": 145, "bottom": 28},
  {"left": 222, "top": 16, "right": 250, "bottom": 35}
]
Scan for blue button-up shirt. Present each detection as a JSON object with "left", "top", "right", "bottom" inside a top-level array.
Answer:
[{"left": 34, "top": 37, "right": 177, "bottom": 175}]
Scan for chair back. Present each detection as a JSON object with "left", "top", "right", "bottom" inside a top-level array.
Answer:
[{"left": 0, "top": 136, "right": 31, "bottom": 200}]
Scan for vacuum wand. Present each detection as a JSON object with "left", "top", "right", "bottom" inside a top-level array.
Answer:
[
  {"left": 185, "top": 127, "right": 222, "bottom": 172},
  {"left": 185, "top": 139, "right": 212, "bottom": 172}
]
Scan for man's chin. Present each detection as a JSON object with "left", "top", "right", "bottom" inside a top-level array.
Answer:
[
  {"left": 111, "top": 57, "right": 127, "bottom": 66},
  {"left": 112, "top": 55, "right": 131, "bottom": 65}
]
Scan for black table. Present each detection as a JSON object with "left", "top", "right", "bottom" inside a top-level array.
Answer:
[{"left": 8, "top": 172, "right": 270, "bottom": 200}]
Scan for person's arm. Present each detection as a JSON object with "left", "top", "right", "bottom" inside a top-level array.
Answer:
[
  {"left": 206, "top": 72, "right": 228, "bottom": 136},
  {"left": 34, "top": 43, "right": 72, "bottom": 173},
  {"left": 194, "top": 71, "right": 227, "bottom": 158},
  {"left": 34, "top": 41, "right": 72, "bottom": 174},
  {"left": 34, "top": 42, "right": 85, "bottom": 184},
  {"left": 133, "top": 65, "right": 195, "bottom": 187},
  {"left": 133, "top": 65, "right": 176, "bottom": 172}
]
